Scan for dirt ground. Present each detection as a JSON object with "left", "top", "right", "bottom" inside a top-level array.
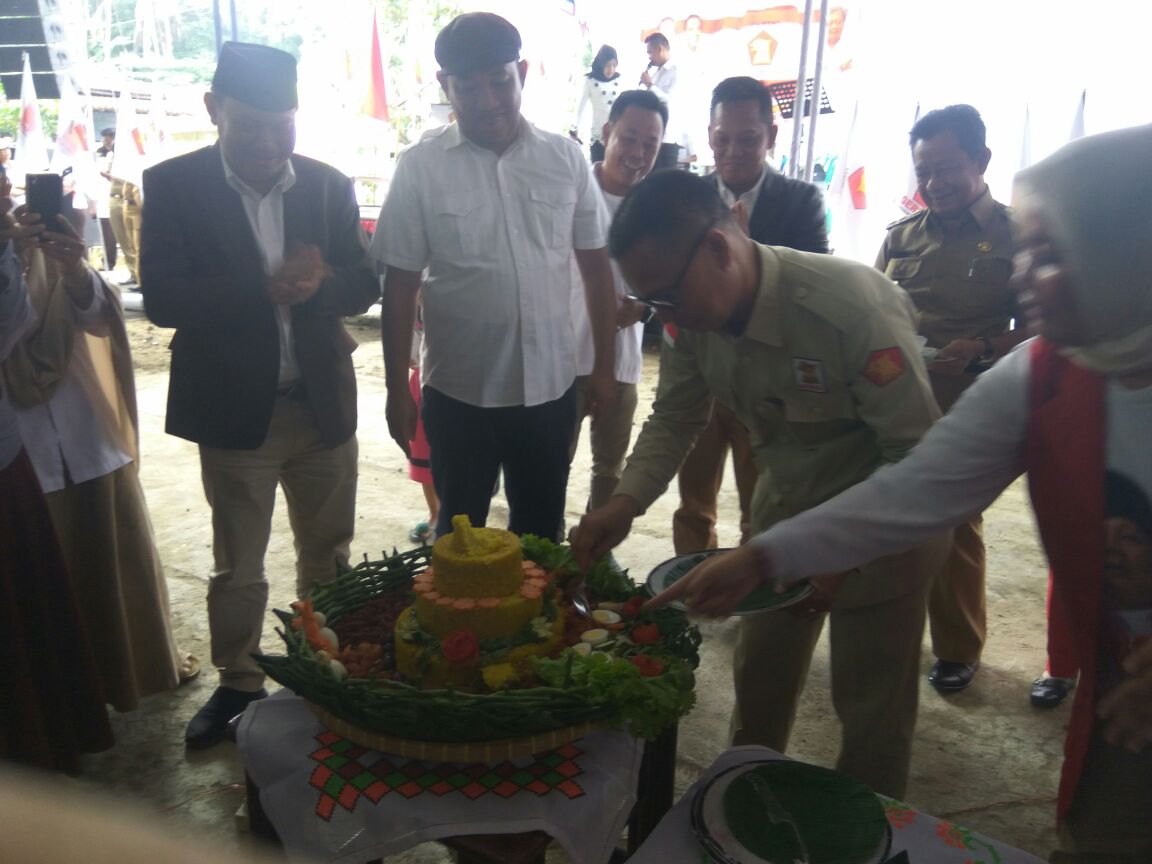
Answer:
[{"left": 72, "top": 310, "right": 1065, "bottom": 862}]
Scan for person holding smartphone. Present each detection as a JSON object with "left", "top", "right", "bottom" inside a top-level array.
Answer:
[{"left": 3, "top": 174, "right": 197, "bottom": 716}]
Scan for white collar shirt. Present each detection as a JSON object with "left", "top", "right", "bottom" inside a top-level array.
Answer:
[
  {"left": 372, "top": 120, "right": 609, "bottom": 407},
  {"left": 221, "top": 150, "right": 300, "bottom": 384},
  {"left": 717, "top": 166, "right": 767, "bottom": 216},
  {"left": 648, "top": 62, "right": 679, "bottom": 143},
  {"left": 569, "top": 186, "right": 642, "bottom": 383}
]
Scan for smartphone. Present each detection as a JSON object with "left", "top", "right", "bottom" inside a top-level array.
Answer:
[{"left": 25, "top": 172, "right": 64, "bottom": 227}]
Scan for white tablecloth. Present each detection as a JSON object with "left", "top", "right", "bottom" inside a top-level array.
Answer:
[
  {"left": 237, "top": 692, "right": 643, "bottom": 864},
  {"left": 626, "top": 746, "right": 1048, "bottom": 864}
]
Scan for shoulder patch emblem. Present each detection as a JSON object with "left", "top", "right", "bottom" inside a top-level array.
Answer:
[
  {"left": 862, "top": 347, "right": 906, "bottom": 387},
  {"left": 662, "top": 323, "right": 679, "bottom": 348},
  {"left": 793, "top": 357, "right": 827, "bottom": 392}
]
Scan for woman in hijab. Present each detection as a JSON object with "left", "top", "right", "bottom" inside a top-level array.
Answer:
[
  {"left": 0, "top": 178, "right": 113, "bottom": 771},
  {"left": 650, "top": 123, "right": 1152, "bottom": 862},
  {"left": 573, "top": 44, "right": 622, "bottom": 162},
  {"left": 4, "top": 187, "right": 198, "bottom": 716}
]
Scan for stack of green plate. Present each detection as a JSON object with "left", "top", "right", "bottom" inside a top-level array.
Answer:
[{"left": 690, "top": 760, "right": 891, "bottom": 863}]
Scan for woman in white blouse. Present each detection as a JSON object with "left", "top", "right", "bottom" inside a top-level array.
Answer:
[{"left": 573, "top": 45, "right": 621, "bottom": 163}]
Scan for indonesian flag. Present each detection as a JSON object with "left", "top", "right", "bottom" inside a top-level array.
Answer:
[
  {"left": 898, "top": 102, "right": 925, "bottom": 215},
  {"left": 50, "top": 78, "right": 99, "bottom": 209},
  {"left": 112, "top": 82, "right": 147, "bottom": 187},
  {"left": 364, "top": 9, "right": 390, "bottom": 121},
  {"left": 16, "top": 52, "right": 50, "bottom": 179}
]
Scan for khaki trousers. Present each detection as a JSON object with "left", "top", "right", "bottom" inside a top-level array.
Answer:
[
  {"left": 108, "top": 191, "right": 137, "bottom": 281},
  {"left": 926, "top": 371, "right": 987, "bottom": 664},
  {"left": 122, "top": 200, "right": 143, "bottom": 285},
  {"left": 570, "top": 376, "right": 640, "bottom": 512},
  {"left": 927, "top": 515, "right": 987, "bottom": 664},
  {"left": 731, "top": 533, "right": 950, "bottom": 799},
  {"left": 672, "top": 402, "right": 758, "bottom": 554},
  {"left": 199, "top": 394, "right": 357, "bottom": 691}
]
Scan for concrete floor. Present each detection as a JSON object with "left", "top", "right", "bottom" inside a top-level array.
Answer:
[{"left": 51, "top": 316, "right": 1065, "bottom": 862}]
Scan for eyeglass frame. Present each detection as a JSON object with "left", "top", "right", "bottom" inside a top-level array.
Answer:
[{"left": 624, "top": 219, "right": 716, "bottom": 314}]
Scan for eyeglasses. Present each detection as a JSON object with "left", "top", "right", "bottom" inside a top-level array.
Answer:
[{"left": 626, "top": 221, "right": 714, "bottom": 313}]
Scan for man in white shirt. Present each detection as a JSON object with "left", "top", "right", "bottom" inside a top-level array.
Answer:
[
  {"left": 640, "top": 32, "right": 681, "bottom": 172},
  {"left": 569, "top": 89, "right": 667, "bottom": 512},
  {"left": 374, "top": 13, "right": 618, "bottom": 541}
]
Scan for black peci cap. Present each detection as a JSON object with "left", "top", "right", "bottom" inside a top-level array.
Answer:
[
  {"left": 434, "top": 13, "right": 522, "bottom": 76},
  {"left": 212, "top": 41, "right": 298, "bottom": 111}
]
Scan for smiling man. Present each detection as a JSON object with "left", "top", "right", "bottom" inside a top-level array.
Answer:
[
  {"left": 141, "top": 42, "right": 380, "bottom": 749},
  {"left": 571, "top": 170, "right": 950, "bottom": 798},
  {"left": 877, "top": 104, "right": 1024, "bottom": 697},
  {"left": 568, "top": 89, "right": 667, "bottom": 513},
  {"left": 374, "top": 13, "right": 617, "bottom": 542}
]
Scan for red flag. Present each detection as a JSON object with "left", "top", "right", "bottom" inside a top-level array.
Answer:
[
  {"left": 848, "top": 166, "right": 866, "bottom": 210},
  {"left": 364, "top": 10, "right": 389, "bottom": 121}
]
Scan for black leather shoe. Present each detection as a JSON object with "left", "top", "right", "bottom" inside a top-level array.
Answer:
[
  {"left": 1030, "top": 675, "right": 1075, "bottom": 708},
  {"left": 185, "top": 686, "right": 267, "bottom": 749},
  {"left": 927, "top": 660, "right": 979, "bottom": 692}
]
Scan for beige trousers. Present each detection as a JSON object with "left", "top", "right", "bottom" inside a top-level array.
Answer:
[
  {"left": 199, "top": 394, "right": 357, "bottom": 691},
  {"left": 730, "top": 533, "right": 951, "bottom": 799},
  {"left": 570, "top": 377, "right": 640, "bottom": 512},
  {"left": 672, "top": 402, "right": 758, "bottom": 554}
]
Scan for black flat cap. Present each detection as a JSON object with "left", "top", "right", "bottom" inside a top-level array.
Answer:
[
  {"left": 212, "top": 42, "right": 298, "bottom": 111},
  {"left": 435, "top": 13, "right": 521, "bottom": 75}
]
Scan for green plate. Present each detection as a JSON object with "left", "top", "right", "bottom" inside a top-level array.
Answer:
[
  {"left": 691, "top": 760, "right": 891, "bottom": 864},
  {"left": 645, "top": 549, "right": 814, "bottom": 616}
]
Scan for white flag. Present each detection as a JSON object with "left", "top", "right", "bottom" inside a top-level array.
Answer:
[{"left": 15, "top": 52, "right": 50, "bottom": 184}]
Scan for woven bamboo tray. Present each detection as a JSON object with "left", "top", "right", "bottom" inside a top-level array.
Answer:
[{"left": 308, "top": 702, "right": 601, "bottom": 761}]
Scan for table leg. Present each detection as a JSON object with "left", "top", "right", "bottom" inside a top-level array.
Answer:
[{"left": 628, "top": 724, "right": 679, "bottom": 854}]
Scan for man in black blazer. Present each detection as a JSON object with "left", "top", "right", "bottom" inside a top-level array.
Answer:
[
  {"left": 140, "top": 43, "right": 379, "bottom": 748},
  {"left": 672, "top": 76, "right": 828, "bottom": 556}
]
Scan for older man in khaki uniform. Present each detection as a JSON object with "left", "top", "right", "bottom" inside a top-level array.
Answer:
[
  {"left": 572, "top": 171, "right": 950, "bottom": 798},
  {"left": 877, "top": 105, "right": 1022, "bottom": 694}
]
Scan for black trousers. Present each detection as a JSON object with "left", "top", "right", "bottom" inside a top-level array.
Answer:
[
  {"left": 422, "top": 385, "right": 577, "bottom": 539},
  {"left": 589, "top": 140, "right": 605, "bottom": 163}
]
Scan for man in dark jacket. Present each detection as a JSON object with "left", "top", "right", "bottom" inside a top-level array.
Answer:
[
  {"left": 673, "top": 76, "right": 828, "bottom": 555},
  {"left": 141, "top": 43, "right": 379, "bottom": 749}
]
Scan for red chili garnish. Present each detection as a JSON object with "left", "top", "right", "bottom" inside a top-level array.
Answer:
[
  {"left": 629, "top": 655, "right": 665, "bottom": 677},
  {"left": 630, "top": 622, "right": 661, "bottom": 645},
  {"left": 441, "top": 629, "right": 480, "bottom": 664}
]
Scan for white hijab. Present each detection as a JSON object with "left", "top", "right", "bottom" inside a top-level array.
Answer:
[{"left": 1013, "top": 123, "right": 1152, "bottom": 375}]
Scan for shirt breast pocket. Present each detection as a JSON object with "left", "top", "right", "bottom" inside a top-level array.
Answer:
[
  {"left": 885, "top": 256, "right": 925, "bottom": 288},
  {"left": 963, "top": 256, "right": 1014, "bottom": 314},
  {"left": 430, "top": 197, "right": 491, "bottom": 259},
  {"left": 527, "top": 186, "right": 577, "bottom": 249}
]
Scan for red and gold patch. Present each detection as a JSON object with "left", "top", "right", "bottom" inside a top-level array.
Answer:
[{"left": 862, "top": 347, "right": 906, "bottom": 387}]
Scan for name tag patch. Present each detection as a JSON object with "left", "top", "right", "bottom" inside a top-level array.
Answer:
[{"left": 793, "top": 357, "right": 827, "bottom": 392}]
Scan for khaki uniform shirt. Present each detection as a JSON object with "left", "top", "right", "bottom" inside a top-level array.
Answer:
[
  {"left": 615, "top": 244, "right": 940, "bottom": 534},
  {"left": 876, "top": 187, "right": 1014, "bottom": 350}
]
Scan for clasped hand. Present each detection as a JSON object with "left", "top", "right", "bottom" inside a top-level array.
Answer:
[{"left": 267, "top": 244, "right": 326, "bottom": 305}]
